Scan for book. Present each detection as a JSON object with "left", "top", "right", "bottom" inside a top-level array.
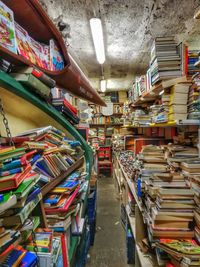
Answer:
[
  {"left": 0, "top": 1, "right": 17, "bottom": 54},
  {"left": 10, "top": 73, "right": 51, "bottom": 100},
  {"left": 29, "top": 36, "right": 45, "bottom": 68},
  {"left": 14, "top": 22, "right": 33, "bottom": 62},
  {"left": 0, "top": 194, "right": 17, "bottom": 214},
  {"left": 0, "top": 193, "right": 42, "bottom": 226},
  {"left": 12, "top": 66, "right": 56, "bottom": 88},
  {"left": 0, "top": 164, "right": 31, "bottom": 192},
  {"left": 49, "top": 39, "right": 64, "bottom": 71}
]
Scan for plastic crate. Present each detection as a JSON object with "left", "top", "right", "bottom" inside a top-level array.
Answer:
[
  {"left": 87, "top": 190, "right": 97, "bottom": 221},
  {"left": 75, "top": 226, "right": 90, "bottom": 267}
]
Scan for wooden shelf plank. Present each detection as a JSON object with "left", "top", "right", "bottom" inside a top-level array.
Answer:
[{"left": 41, "top": 157, "right": 84, "bottom": 196}]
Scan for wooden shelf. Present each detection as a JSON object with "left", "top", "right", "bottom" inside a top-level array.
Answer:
[
  {"left": 122, "top": 119, "right": 200, "bottom": 128},
  {"left": 89, "top": 123, "right": 123, "bottom": 127},
  {"left": 41, "top": 157, "right": 84, "bottom": 196},
  {"left": 0, "top": 0, "right": 105, "bottom": 106}
]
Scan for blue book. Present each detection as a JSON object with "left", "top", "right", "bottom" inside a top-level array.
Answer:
[
  {"left": 20, "top": 250, "right": 37, "bottom": 267},
  {"left": 25, "top": 187, "right": 41, "bottom": 204},
  {"left": 0, "top": 159, "right": 21, "bottom": 172}
]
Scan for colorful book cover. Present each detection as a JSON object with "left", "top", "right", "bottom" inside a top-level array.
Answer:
[
  {"left": 29, "top": 36, "right": 45, "bottom": 68},
  {"left": 0, "top": 1, "right": 17, "bottom": 54},
  {"left": 15, "top": 22, "right": 35, "bottom": 62},
  {"left": 42, "top": 44, "right": 50, "bottom": 70},
  {"left": 49, "top": 39, "right": 64, "bottom": 71}
]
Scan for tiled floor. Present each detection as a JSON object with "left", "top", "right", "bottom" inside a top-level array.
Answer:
[{"left": 86, "top": 176, "right": 134, "bottom": 267}]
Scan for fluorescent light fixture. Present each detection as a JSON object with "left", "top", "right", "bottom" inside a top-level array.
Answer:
[
  {"left": 159, "top": 90, "right": 164, "bottom": 96},
  {"left": 100, "top": 79, "right": 107, "bottom": 92},
  {"left": 90, "top": 18, "right": 105, "bottom": 64}
]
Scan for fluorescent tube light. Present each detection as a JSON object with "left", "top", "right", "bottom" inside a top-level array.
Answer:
[
  {"left": 90, "top": 18, "right": 105, "bottom": 64},
  {"left": 100, "top": 79, "right": 107, "bottom": 92}
]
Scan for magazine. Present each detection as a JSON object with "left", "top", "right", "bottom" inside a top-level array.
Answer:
[
  {"left": 0, "top": 1, "right": 17, "bottom": 54},
  {"left": 50, "top": 39, "right": 64, "bottom": 71}
]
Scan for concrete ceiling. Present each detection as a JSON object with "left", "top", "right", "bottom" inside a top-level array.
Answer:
[{"left": 40, "top": 0, "right": 200, "bottom": 91}]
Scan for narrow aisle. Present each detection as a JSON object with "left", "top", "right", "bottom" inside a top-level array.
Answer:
[{"left": 86, "top": 176, "right": 133, "bottom": 267}]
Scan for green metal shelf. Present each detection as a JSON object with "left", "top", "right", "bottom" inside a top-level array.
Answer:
[{"left": 0, "top": 71, "right": 93, "bottom": 180}]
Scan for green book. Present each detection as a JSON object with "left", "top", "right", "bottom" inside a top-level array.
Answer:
[
  {"left": 10, "top": 73, "right": 50, "bottom": 99},
  {"left": 0, "top": 147, "right": 26, "bottom": 162},
  {"left": 13, "top": 173, "right": 39, "bottom": 199}
]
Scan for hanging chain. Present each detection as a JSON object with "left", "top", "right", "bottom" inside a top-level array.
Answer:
[{"left": 0, "top": 97, "right": 14, "bottom": 146}]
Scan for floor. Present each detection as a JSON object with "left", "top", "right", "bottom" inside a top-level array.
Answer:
[{"left": 86, "top": 175, "right": 134, "bottom": 267}]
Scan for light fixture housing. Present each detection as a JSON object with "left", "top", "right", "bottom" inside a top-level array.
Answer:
[
  {"left": 90, "top": 18, "right": 105, "bottom": 64},
  {"left": 100, "top": 79, "right": 107, "bottom": 92}
]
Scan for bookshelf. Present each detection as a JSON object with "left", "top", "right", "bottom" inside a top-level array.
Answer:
[
  {"left": 0, "top": 0, "right": 105, "bottom": 106},
  {"left": 0, "top": 71, "right": 94, "bottom": 266}
]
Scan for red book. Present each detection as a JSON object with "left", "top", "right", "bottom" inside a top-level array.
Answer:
[
  {"left": 45, "top": 186, "right": 80, "bottom": 214},
  {"left": 61, "top": 234, "right": 69, "bottom": 267},
  {"left": 0, "top": 164, "right": 32, "bottom": 192},
  {"left": 63, "top": 99, "right": 77, "bottom": 115},
  {"left": 20, "top": 150, "right": 37, "bottom": 165}
]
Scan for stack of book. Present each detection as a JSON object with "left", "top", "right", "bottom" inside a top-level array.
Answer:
[
  {"left": 150, "top": 37, "right": 183, "bottom": 85},
  {"left": 137, "top": 145, "right": 168, "bottom": 195},
  {"left": 133, "top": 109, "right": 151, "bottom": 126},
  {"left": 51, "top": 89, "right": 79, "bottom": 124},
  {"left": 156, "top": 239, "right": 200, "bottom": 266},
  {"left": 11, "top": 66, "right": 56, "bottom": 100},
  {"left": 24, "top": 228, "right": 62, "bottom": 266},
  {"left": 150, "top": 104, "right": 168, "bottom": 123},
  {"left": 168, "top": 83, "right": 190, "bottom": 121},
  {"left": 188, "top": 74, "right": 200, "bottom": 119}
]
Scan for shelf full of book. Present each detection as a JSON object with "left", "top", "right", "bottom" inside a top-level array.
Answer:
[
  {"left": 0, "top": 71, "right": 93, "bottom": 266},
  {"left": 0, "top": 0, "right": 105, "bottom": 106}
]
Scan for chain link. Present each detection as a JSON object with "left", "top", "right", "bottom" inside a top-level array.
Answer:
[{"left": 0, "top": 97, "right": 14, "bottom": 146}]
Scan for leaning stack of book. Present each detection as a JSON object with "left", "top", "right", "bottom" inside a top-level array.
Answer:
[
  {"left": 150, "top": 37, "right": 183, "bottom": 85},
  {"left": 137, "top": 145, "right": 168, "bottom": 196}
]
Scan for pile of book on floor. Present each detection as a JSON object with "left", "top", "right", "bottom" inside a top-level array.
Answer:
[
  {"left": 0, "top": 125, "right": 84, "bottom": 265},
  {"left": 150, "top": 37, "right": 184, "bottom": 85},
  {"left": 51, "top": 87, "right": 80, "bottom": 124},
  {"left": 134, "top": 142, "right": 200, "bottom": 265}
]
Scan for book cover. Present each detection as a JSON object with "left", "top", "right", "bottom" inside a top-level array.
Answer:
[
  {"left": 29, "top": 36, "right": 46, "bottom": 68},
  {"left": 0, "top": 1, "right": 17, "bottom": 54},
  {"left": 49, "top": 39, "right": 64, "bottom": 71},
  {"left": 15, "top": 22, "right": 34, "bottom": 62}
]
